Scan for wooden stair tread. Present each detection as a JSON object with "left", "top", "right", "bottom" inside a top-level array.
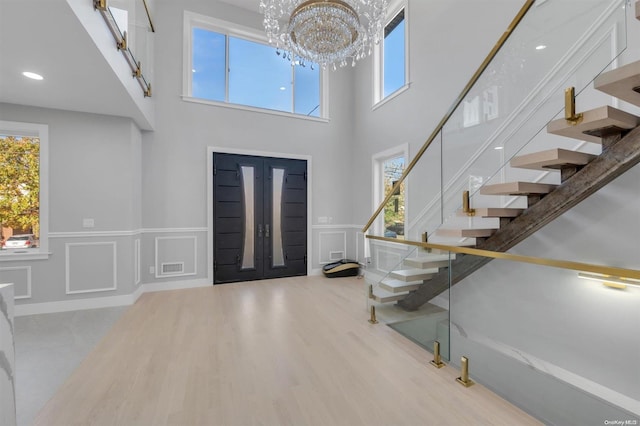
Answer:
[
  {"left": 474, "top": 207, "right": 524, "bottom": 217},
  {"left": 372, "top": 287, "right": 408, "bottom": 303},
  {"left": 510, "top": 148, "right": 596, "bottom": 171},
  {"left": 404, "top": 254, "right": 455, "bottom": 269},
  {"left": 380, "top": 278, "right": 423, "bottom": 293},
  {"left": 390, "top": 268, "right": 438, "bottom": 282},
  {"left": 436, "top": 228, "right": 496, "bottom": 238},
  {"left": 480, "top": 181, "right": 557, "bottom": 196},
  {"left": 547, "top": 105, "right": 639, "bottom": 144},
  {"left": 594, "top": 60, "right": 640, "bottom": 108},
  {"left": 456, "top": 207, "right": 524, "bottom": 218}
]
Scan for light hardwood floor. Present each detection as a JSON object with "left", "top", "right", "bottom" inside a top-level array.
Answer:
[{"left": 33, "top": 276, "right": 541, "bottom": 426}]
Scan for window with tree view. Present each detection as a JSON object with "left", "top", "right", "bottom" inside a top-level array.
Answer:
[
  {"left": 0, "top": 135, "right": 40, "bottom": 248},
  {"left": 189, "top": 19, "right": 321, "bottom": 117},
  {"left": 383, "top": 156, "right": 405, "bottom": 239}
]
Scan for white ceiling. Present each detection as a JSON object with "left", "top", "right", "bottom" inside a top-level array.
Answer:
[
  {"left": 218, "top": 0, "right": 261, "bottom": 13},
  {"left": 0, "top": 0, "right": 151, "bottom": 128}
]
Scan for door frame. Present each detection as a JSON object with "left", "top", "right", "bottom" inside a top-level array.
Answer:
[{"left": 207, "top": 146, "right": 313, "bottom": 284}]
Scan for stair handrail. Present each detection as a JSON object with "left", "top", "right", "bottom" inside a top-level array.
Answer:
[
  {"left": 93, "top": 0, "right": 153, "bottom": 97},
  {"left": 141, "top": 0, "right": 155, "bottom": 33},
  {"left": 362, "top": 0, "right": 535, "bottom": 234},
  {"left": 366, "top": 235, "right": 640, "bottom": 280}
]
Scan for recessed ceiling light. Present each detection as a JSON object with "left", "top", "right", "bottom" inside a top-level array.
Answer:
[
  {"left": 22, "top": 71, "right": 44, "bottom": 80},
  {"left": 535, "top": 45, "right": 547, "bottom": 50},
  {"left": 494, "top": 146, "right": 504, "bottom": 150},
  {"left": 279, "top": 86, "right": 286, "bottom": 91}
]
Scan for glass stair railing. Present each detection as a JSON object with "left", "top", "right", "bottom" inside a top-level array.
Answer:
[
  {"left": 361, "top": 0, "right": 640, "bottom": 423},
  {"left": 364, "top": 242, "right": 454, "bottom": 360},
  {"left": 93, "top": 0, "right": 154, "bottom": 97},
  {"left": 367, "top": 240, "right": 640, "bottom": 424},
  {"left": 363, "top": 0, "right": 629, "bottom": 297},
  {"left": 448, "top": 246, "right": 640, "bottom": 424}
]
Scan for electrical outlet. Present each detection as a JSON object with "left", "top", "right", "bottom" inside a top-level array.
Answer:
[
  {"left": 82, "top": 218, "right": 95, "bottom": 228},
  {"left": 149, "top": 266, "right": 155, "bottom": 274}
]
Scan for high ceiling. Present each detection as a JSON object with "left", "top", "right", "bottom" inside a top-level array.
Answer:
[{"left": 0, "top": 0, "right": 152, "bottom": 129}]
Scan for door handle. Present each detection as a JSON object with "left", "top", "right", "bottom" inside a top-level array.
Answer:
[
  {"left": 258, "top": 224, "right": 263, "bottom": 238},
  {"left": 265, "top": 224, "right": 270, "bottom": 238}
]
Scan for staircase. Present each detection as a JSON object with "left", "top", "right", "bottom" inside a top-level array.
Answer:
[
  {"left": 370, "top": 60, "right": 640, "bottom": 310},
  {"left": 370, "top": 253, "right": 453, "bottom": 303}
]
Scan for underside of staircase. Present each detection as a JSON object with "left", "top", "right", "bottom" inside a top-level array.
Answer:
[
  {"left": 397, "top": 124, "right": 640, "bottom": 311},
  {"left": 369, "top": 60, "right": 640, "bottom": 311}
]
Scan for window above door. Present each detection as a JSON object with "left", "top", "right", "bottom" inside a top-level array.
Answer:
[{"left": 183, "top": 11, "right": 328, "bottom": 121}]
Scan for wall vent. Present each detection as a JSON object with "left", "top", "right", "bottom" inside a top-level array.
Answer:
[
  {"left": 329, "top": 251, "right": 345, "bottom": 261},
  {"left": 161, "top": 262, "right": 184, "bottom": 275}
]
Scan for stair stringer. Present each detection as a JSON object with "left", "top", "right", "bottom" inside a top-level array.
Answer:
[{"left": 397, "top": 125, "right": 640, "bottom": 311}]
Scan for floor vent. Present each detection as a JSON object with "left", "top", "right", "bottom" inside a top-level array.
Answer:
[{"left": 161, "top": 262, "right": 184, "bottom": 275}]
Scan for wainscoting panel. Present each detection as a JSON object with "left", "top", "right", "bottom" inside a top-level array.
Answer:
[
  {"left": 318, "top": 231, "right": 347, "bottom": 265},
  {"left": 155, "top": 236, "right": 197, "bottom": 278},
  {"left": 0, "top": 266, "right": 31, "bottom": 299},
  {"left": 355, "top": 231, "right": 365, "bottom": 264},
  {"left": 65, "top": 242, "right": 117, "bottom": 294}
]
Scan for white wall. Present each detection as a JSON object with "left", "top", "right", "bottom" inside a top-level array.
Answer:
[
  {"left": 351, "top": 0, "right": 525, "bottom": 227},
  {"left": 0, "top": 103, "right": 141, "bottom": 307},
  {"left": 142, "top": 0, "right": 359, "bottom": 276}
]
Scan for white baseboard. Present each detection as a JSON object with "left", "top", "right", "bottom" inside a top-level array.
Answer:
[
  {"left": 15, "top": 292, "right": 138, "bottom": 316},
  {"left": 310, "top": 268, "right": 324, "bottom": 276},
  {"left": 142, "top": 278, "right": 211, "bottom": 294},
  {"left": 14, "top": 278, "right": 212, "bottom": 317}
]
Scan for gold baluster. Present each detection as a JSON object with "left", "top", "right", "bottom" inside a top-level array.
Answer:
[
  {"left": 456, "top": 356, "right": 475, "bottom": 387},
  {"left": 462, "top": 191, "right": 475, "bottom": 216},
  {"left": 564, "top": 87, "right": 583, "bottom": 125},
  {"left": 368, "top": 306, "right": 378, "bottom": 324},
  {"left": 430, "top": 341, "right": 445, "bottom": 368}
]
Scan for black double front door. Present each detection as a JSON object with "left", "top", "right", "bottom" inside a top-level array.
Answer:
[{"left": 213, "top": 153, "right": 307, "bottom": 284}]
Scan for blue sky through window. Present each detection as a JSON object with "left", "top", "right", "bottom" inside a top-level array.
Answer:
[
  {"left": 384, "top": 18, "right": 406, "bottom": 98},
  {"left": 191, "top": 28, "right": 320, "bottom": 117},
  {"left": 192, "top": 28, "right": 225, "bottom": 102}
]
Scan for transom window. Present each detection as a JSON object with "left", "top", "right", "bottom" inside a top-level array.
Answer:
[
  {"left": 374, "top": 3, "right": 409, "bottom": 105},
  {"left": 184, "top": 12, "right": 324, "bottom": 118}
]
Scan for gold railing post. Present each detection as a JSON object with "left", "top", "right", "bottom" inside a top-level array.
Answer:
[
  {"left": 421, "top": 231, "right": 431, "bottom": 253},
  {"left": 456, "top": 356, "right": 475, "bottom": 387},
  {"left": 368, "top": 305, "right": 378, "bottom": 324},
  {"left": 117, "top": 31, "right": 128, "bottom": 51},
  {"left": 462, "top": 190, "right": 475, "bottom": 216},
  {"left": 564, "top": 86, "right": 583, "bottom": 125},
  {"left": 133, "top": 61, "right": 142, "bottom": 78},
  {"left": 430, "top": 341, "right": 445, "bottom": 368},
  {"left": 94, "top": 0, "right": 107, "bottom": 11}
]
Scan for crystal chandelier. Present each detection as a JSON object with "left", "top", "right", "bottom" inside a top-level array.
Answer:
[{"left": 260, "top": 0, "right": 389, "bottom": 69}]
